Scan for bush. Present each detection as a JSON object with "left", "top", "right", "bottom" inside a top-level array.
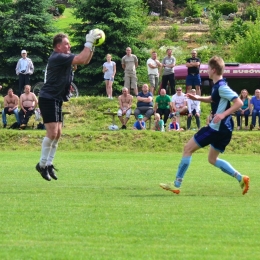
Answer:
[
  {"left": 183, "top": 0, "right": 201, "bottom": 18},
  {"left": 165, "top": 24, "right": 180, "bottom": 41},
  {"left": 214, "top": 2, "right": 238, "bottom": 15},
  {"left": 242, "top": 3, "right": 260, "bottom": 21},
  {"left": 56, "top": 4, "right": 66, "bottom": 15}
]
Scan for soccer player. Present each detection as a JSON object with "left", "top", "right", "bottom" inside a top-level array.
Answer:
[
  {"left": 36, "top": 30, "right": 101, "bottom": 181},
  {"left": 160, "top": 56, "right": 250, "bottom": 195}
]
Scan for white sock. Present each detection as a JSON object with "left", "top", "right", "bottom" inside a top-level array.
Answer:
[
  {"left": 39, "top": 137, "right": 53, "bottom": 167},
  {"left": 46, "top": 139, "right": 58, "bottom": 166}
]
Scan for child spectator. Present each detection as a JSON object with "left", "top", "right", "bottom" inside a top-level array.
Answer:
[
  {"left": 153, "top": 113, "right": 165, "bottom": 132},
  {"left": 133, "top": 114, "right": 146, "bottom": 130},
  {"left": 168, "top": 116, "right": 184, "bottom": 131}
]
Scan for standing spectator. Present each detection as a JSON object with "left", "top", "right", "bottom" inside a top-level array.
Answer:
[
  {"left": 160, "top": 48, "right": 176, "bottom": 95},
  {"left": 122, "top": 47, "right": 138, "bottom": 96},
  {"left": 153, "top": 113, "right": 165, "bottom": 132},
  {"left": 186, "top": 50, "right": 201, "bottom": 95},
  {"left": 134, "top": 84, "right": 153, "bottom": 122},
  {"left": 154, "top": 88, "right": 171, "bottom": 127},
  {"left": 117, "top": 87, "right": 133, "bottom": 129},
  {"left": 171, "top": 87, "right": 188, "bottom": 125},
  {"left": 236, "top": 89, "right": 250, "bottom": 130},
  {"left": 133, "top": 114, "right": 146, "bottom": 130},
  {"left": 160, "top": 56, "right": 249, "bottom": 196},
  {"left": 250, "top": 89, "right": 260, "bottom": 130},
  {"left": 103, "top": 54, "right": 116, "bottom": 99},
  {"left": 2, "top": 88, "right": 20, "bottom": 128},
  {"left": 187, "top": 89, "right": 201, "bottom": 130},
  {"left": 19, "top": 85, "right": 38, "bottom": 129},
  {"left": 15, "top": 50, "right": 34, "bottom": 96},
  {"left": 147, "top": 51, "right": 161, "bottom": 95},
  {"left": 36, "top": 30, "right": 100, "bottom": 181}
]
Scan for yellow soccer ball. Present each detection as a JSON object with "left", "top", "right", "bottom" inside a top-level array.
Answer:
[{"left": 93, "top": 29, "right": 105, "bottom": 46}]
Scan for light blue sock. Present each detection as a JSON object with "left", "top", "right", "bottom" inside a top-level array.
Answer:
[
  {"left": 214, "top": 158, "right": 242, "bottom": 182},
  {"left": 174, "top": 156, "right": 192, "bottom": 187}
]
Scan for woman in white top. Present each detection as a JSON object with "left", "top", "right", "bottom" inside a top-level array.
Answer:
[
  {"left": 187, "top": 89, "right": 201, "bottom": 130},
  {"left": 103, "top": 54, "right": 116, "bottom": 99}
]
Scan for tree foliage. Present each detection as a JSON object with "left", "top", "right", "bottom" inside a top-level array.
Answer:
[
  {"left": 232, "top": 17, "right": 260, "bottom": 63},
  {"left": 0, "top": 0, "right": 56, "bottom": 92},
  {"left": 70, "top": 0, "right": 148, "bottom": 95}
]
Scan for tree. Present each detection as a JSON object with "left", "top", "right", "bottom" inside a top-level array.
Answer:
[
  {"left": 70, "top": 0, "right": 148, "bottom": 95},
  {"left": 232, "top": 17, "right": 260, "bottom": 63},
  {"left": 145, "top": 0, "right": 174, "bottom": 15},
  {"left": 0, "top": 0, "right": 56, "bottom": 92}
]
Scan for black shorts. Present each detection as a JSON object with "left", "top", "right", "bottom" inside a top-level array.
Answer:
[
  {"left": 194, "top": 126, "right": 232, "bottom": 153},
  {"left": 39, "top": 97, "right": 63, "bottom": 124}
]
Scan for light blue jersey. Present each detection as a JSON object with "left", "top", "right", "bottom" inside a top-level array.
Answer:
[{"left": 209, "top": 79, "right": 238, "bottom": 132}]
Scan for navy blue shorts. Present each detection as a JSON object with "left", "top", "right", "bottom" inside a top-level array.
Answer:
[
  {"left": 194, "top": 126, "right": 232, "bottom": 153},
  {"left": 39, "top": 97, "right": 63, "bottom": 124},
  {"left": 186, "top": 74, "right": 201, "bottom": 86}
]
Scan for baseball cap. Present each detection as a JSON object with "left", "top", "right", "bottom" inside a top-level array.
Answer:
[
  {"left": 138, "top": 114, "right": 143, "bottom": 119},
  {"left": 21, "top": 50, "right": 27, "bottom": 54}
]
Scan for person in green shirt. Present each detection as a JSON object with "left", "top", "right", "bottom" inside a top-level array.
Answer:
[{"left": 154, "top": 88, "right": 172, "bottom": 126}]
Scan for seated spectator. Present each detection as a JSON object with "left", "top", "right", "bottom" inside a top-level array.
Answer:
[
  {"left": 154, "top": 88, "right": 171, "bottom": 127},
  {"left": 171, "top": 87, "right": 188, "bottom": 124},
  {"left": 187, "top": 89, "right": 201, "bottom": 130},
  {"left": 153, "top": 113, "right": 165, "bottom": 132},
  {"left": 117, "top": 87, "right": 133, "bottom": 129},
  {"left": 134, "top": 83, "right": 154, "bottom": 122},
  {"left": 133, "top": 114, "right": 146, "bottom": 130},
  {"left": 2, "top": 88, "right": 20, "bottom": 128},
  {"left": 19, "top": 85, "right": 38, "bottom": 129},
  {"left": 250, "top": 89, "right": 260, "bottom": 130},
  {"left": 168, "top": 116, "right": 184, "bottom": 131},
  {"left": 236, "top": 89, "right": 250, "bottom": 130}
]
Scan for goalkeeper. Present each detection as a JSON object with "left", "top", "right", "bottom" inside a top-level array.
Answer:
[{"left": 36, "top": 30, "right": 101, "bottom": 181}]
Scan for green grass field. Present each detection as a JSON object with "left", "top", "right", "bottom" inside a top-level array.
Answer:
[{"left": 0, "top": 151, "right": 259, "bottom": 260}]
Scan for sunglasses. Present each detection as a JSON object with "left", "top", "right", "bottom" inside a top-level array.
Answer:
[{"left": 177, "top": 89, "right": 182, "bottom": 91}]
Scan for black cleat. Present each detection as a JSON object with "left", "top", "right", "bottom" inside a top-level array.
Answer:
[
  {"left": 36, "top": 163, "right": 51, "bottom": 181},
  {"left": 3, "top": 124, "right": 6, "bottom": 128},
  {"left": 250, "top": 124, "right": 254, "bottom": 131},
  {"left": 47, "top": 165, "right": 58, "bottom": 180}
]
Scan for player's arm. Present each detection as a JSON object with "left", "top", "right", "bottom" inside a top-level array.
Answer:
[{"left": 186, "top": 93, "right": 212, "bottom": 103}]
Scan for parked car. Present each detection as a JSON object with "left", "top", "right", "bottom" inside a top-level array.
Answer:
[{"left": 174, "top": 63, "right": 260, "bottom": 95}]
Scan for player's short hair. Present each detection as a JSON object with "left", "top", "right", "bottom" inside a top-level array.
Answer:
[
  {"left": 53, "top": 33, "right": 68, "bottom": 48},
  {"left": 208, "top": 56, "right": 225, "bottom": 76}
]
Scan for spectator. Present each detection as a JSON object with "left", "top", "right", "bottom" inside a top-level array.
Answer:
[
  {"left": 186, "top": 50, "right": 201, "bottom": 95},
  {"left": 19, "top": 85, "right": 38, "bottom": 129},
  {"left": 187, "top": 89, "right": 201, "bottom": 130},
  {"left": 236, "top": 89, "right": 250, "bottom": 130},
  {"left": 147, "top": 51, "right": 161, "bottom": 95},
  {"left": 153, "top": 113, "right": 165, "bottom": 132},
  {"left": 133, "top": 114, "right": 146, "bottom": 130},
  {"left": 103, "top": 54, "right": 116, "bottom": 99},
  {"left": 117, "top": 87, "right": 133, "bottom": 129},
  {"left": 154, "top": 88, "right": 171, "bottom": 127},
  {"left": 250, "top": 89, "right": 260, "bottom": 130},
  {"left": 122, "top": 47, "right": 138, "bottom": 96},
  {"left": 160, "top": 48, "right": 176, "bottom": 95},
  {"left": 134, "top": 83, "right": 154, "bottom": 122},
  {"left": 2, "top": 88, "right": 20, "bottom": 128},
  {"left": 15, "top": 50, "right": 34, "bottom": 96},
  {"left": 171, "top": 87, "right": 188, "bottom": 124},
  {"left": 168, "top": 115, "right": 184, "bottom": 131}
]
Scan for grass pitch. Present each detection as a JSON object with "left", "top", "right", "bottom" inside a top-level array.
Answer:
[{"left": 0, "top": 151, "right": 259, "bottom": 260}]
